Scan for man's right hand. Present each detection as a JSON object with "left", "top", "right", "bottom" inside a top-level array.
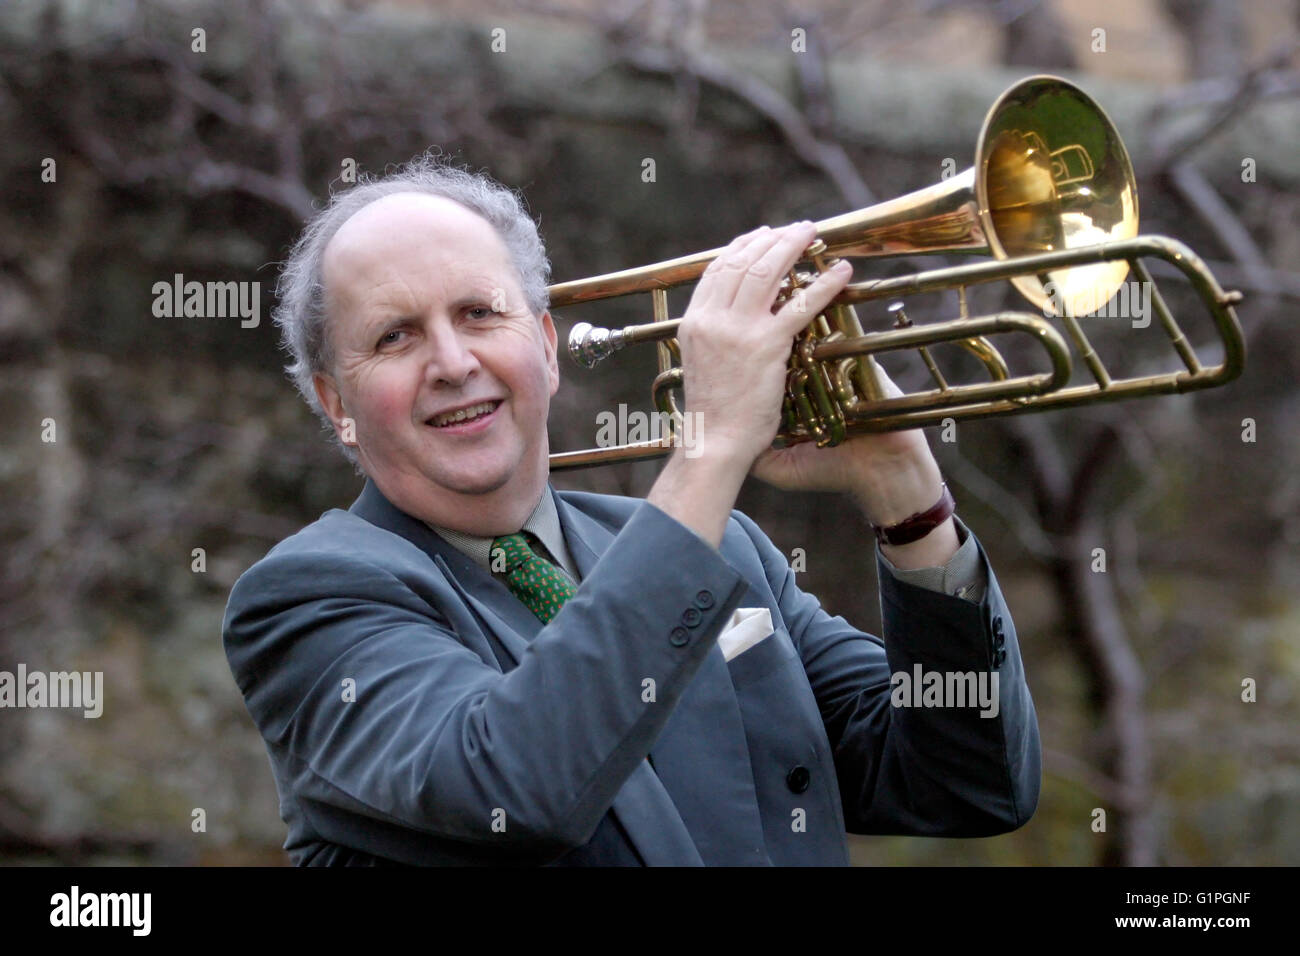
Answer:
[
  {"left": 676, "top": 222, "right": 853, "bottom": 467},
  {"left": 645, "top": 222, "right": 853, "bottom": 549}
]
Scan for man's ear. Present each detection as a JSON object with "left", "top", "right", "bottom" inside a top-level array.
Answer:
[
  {"left": 540, "top": 310, "right": 560, "bottom": 396},
  {"left": 313, "top": 372, "right": 355, "bottom": 445}
]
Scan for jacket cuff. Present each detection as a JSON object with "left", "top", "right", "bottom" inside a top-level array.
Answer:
[
  {"left": 616, "top": 498, "right": 752, "bottom": 647},
  {"left": 877, "top": 515, "right": 987, "bottom": 602}
]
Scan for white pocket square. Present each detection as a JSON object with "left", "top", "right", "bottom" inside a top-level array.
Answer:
[{"left": 717, "top": 607, "right": 775, "bottom": 662}]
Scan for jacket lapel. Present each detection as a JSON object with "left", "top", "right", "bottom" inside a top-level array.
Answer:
[
  {"left": 553, "top": 489, "right": 768, "bottom": 864},
  {"left": 550, "top": 487, "right": 711, "bottom": 864}
]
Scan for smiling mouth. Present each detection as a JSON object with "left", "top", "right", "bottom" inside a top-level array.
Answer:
[{"left": 428, "top": 400, "right": 502, "bottom": 428}]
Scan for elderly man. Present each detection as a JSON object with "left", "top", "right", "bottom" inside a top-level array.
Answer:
[{"left": 223, "top": 155, "right": 1040, "bottom": 866}]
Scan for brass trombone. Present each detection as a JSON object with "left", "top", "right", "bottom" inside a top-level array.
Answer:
[{"left": 546, "top": 75, "right": 1246, "bottom": 471}]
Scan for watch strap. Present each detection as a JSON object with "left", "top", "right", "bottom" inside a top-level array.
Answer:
[{"left": 873, "top": 482, "right": 955, "bottom": 546}]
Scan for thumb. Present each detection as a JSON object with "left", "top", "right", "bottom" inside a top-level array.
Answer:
[{"left": 750, "top": 443, "right": 812, "bottom": 491}]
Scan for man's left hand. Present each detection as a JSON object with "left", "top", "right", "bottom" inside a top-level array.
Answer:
[{"left": 748, "top": 360, "right": 960, "bottom": 567}]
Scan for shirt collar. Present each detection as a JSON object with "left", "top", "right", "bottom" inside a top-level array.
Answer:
[{"left": 423, "top": 483, "right": 579, "bottom": 580}]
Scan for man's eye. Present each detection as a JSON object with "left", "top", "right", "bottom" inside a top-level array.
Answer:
[
  {"left": 378, "top": 329, "right": 406, "bottom": 346},
  {"left": 467, "top": 306, "right": 495, "bottom": 319}
]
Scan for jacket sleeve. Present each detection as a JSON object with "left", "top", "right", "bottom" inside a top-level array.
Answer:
[
  {"left": 223, "top": 500, "right": 749, "bottom": 863},
  {"left": 727, "top": 510, "right": 1041, "bottom": 837}
]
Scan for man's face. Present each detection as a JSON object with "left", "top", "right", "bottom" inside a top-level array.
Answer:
[{"left": 313, "top": 192, "right": 559, "bottom": 530}]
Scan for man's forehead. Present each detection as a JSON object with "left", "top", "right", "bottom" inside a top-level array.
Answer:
[
  {"left": 326, "top": 192, "right": 499, "bottom": 257},
  {"left": 321, "top": 192, "right": 508, "bottom": 294}
]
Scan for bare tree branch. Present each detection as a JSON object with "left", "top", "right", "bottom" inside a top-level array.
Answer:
[
  {"left": 1042, "top": 746, "right": 1130, "bottom": 808},
  {"left": 1166, "top": 162, "right": 1278, "bottom": 304},
  {"left": 603, "top": 9, "right": 877, "bottom": 207},
  {"left": 1149, "top": 40, "right": 1300, "bottom": 169},
  {"left": 938, "top": 442, "right": 1059, "bottom": 558}
]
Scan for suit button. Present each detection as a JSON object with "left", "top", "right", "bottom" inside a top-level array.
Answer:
[
  {"left": 682, "top": 607, "right": 702, "bottom": 627},
  {"left": 992, "top": 632, "right": 1006, "bottom": 652},
  {"left": 786, "top": 766, "right": 811, "bottom": 793},
  {"left": 991, "top": 615, "right": 1005, "bottom": 639},
  {"left": 669, "top": 626, "right": 690, "bottom": 646},
  {"left": 994, "top": 647, "right": 1007, "bottom": 667},
  {"left": 694, "top": 590, "right": 715, "bottom": 609}
]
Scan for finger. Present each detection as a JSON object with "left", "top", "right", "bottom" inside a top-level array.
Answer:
[
  {"left": 695, "top": 224, "right": 786, "bottom": 309},
  {"left": 692, "top": 226, "right": 772, "bottom": 310},
  {"left": 699, "top": 226, "right": 774, "bottom": 281},
  {"left": 773, "top": 258, "right": 853, "bottom": 333},
  {"left": 730, "top": 221, "right": 819, "bottom": 315}
]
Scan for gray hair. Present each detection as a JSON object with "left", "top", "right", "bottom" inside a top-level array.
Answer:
[{"left": 272, "top": 152, "right": 551, "bottom": 461}]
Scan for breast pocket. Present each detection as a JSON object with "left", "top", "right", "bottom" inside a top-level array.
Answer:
[{"left": 725, "top": 622, "right": 798, "bottom": 688}]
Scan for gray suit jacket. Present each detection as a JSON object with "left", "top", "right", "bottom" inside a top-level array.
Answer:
[{"left": 222, "top": 478, "right": 1040, "bottom": 865}]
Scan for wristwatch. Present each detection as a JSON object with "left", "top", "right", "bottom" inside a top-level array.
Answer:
[{"left": 872, "top": 482, "right": 955, "bottom": 546}]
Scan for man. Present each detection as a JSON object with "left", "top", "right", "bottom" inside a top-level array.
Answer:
[{"left": 222, "top": 155, "right": 1040, "bottom": 866}]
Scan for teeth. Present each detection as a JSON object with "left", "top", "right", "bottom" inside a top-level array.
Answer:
[{"left": 432, "top": 401, "right": 497, "bottom": 427}]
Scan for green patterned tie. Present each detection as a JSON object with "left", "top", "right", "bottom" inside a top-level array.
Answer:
[{"left": 491, "top": 531, "right": 577, "bottom": 623}]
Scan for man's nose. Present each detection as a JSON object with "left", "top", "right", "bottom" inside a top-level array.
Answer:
[{"left": 424, "top": 324, "right": 481, "bottom": 386}]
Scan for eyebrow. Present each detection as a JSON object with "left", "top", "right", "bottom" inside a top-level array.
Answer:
[
  {"left": 448, "top": 290, "right": 501, "bottom": 311},
  {"left": 373, "top": 291, "right": 499, "bottom": 321},
  {"left": 363, "top": 313, "right": 416, "bottom": 337},
  {"left": 358, "top": 291, "right": 503, "bottom": 337}
]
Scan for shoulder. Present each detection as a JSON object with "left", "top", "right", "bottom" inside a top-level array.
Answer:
[
  {"left": 223, "top": 508, "right": 436, "bottom": 619},
  {"left": 251, "top": 506, "right": 429, "bottom": 571}
]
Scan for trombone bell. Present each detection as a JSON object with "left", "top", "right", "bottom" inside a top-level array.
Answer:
[{"left": 978, "top": 76, "right": 1138, "bottom": 317}]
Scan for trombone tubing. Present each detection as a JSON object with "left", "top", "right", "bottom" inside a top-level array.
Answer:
[
  {"left": 546, "top": 236, "right": 1246, "bottom": 471},
  {"left": 564, "top": 236, "right": 1245, "bottom": 387}
]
